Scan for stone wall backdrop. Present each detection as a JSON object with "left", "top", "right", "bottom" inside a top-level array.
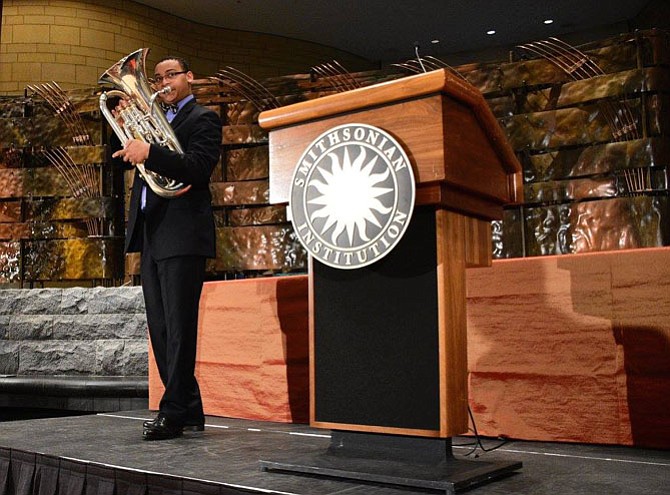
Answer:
[{"left": 0, "top": 286, "right": 148, "bottom": 417}]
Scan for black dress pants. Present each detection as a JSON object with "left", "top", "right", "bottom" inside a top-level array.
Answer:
[{"left": 141, "top": 237, "right": 206, "bottom": 425}]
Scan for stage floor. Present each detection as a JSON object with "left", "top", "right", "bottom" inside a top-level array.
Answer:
[{"left": 0, "top": 410, "right": 668, "bottom": 494}]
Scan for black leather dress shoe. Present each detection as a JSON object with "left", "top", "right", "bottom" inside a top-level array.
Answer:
[
  {"left": 142, "top": 413, "right": 183, "bottom": 441},
  {"left": 143, "top": 415, "right": 204, "bottom": 432}
]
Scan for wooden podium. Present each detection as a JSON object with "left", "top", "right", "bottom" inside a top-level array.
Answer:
[{"left": 258, "top": 69, "right": 523, "bottom": 493}]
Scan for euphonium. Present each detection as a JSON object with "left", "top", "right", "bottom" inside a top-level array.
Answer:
[{"left": 98, "top": 48, "right": 191, "bottom": 198}]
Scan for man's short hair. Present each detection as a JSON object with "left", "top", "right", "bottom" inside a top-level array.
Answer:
[{"left": 156, "top": 56, "right": 190, "bottom": 72}]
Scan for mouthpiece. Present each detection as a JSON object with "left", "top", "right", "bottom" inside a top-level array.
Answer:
[{"left": 149, "top": 86, "right": 172, "bottom": 106}]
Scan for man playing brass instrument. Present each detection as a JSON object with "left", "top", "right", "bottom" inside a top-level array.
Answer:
[{"left": 112, "top": 56, "right": 221, "bottom": 441}]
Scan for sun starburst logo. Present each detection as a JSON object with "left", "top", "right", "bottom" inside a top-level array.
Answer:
[{"left": 290, "top": 123, "right": 415, "bottom": 269}]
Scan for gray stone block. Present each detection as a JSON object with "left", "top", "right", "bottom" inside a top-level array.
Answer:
[
  {"left": 0, "top": 290, "right": 22, "bottom": 315},
  {"left": 87, "top": 286, "right": 145, "bottom": 314},
  {"left": 0, "top": 341, "right": 19, "bottom": 374},
  {"left": 17, "top": 289, "right": 62, "bottom": 315},
  {"left": 122, "top": 314, "right": 148, "bottom": 339},
  {"left": 0, "top": 315, "right": 9, "bottom": 339},
  {"left": 123, "top": 340, "right": 149, "bottom": 375},
  {"left": 96, "top": 340, "right": 148, "bottom": 375},
  {"left": 18, "top": 341, "right": 97, "bottom": 375},
  {"left": 6, "top": 315, "right": 53, "bottom": 340},
  {"left": 60, "top": 287, "right": 90, "bottom": 315},
  {"left": 96, "top": 340, "right": 124, "bottom": 375},
  {"left": 52, "top": 314, "right": 103, "bottom": 340},
  {"left": 52, "top": 314, "right": 141, "bottom": 340}
]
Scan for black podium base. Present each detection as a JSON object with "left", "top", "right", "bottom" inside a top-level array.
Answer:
[{"left": 259, "top": 431, "right": 522, "bottom": 494}]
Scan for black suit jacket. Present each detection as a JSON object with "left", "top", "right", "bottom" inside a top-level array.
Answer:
[{"left": 124, "top": 99, "right": 222, "bottom": 260}]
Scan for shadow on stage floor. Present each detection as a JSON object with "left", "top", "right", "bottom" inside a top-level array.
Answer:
[{"left": 0, "top": 410, "right": 668, "bottom": 495}]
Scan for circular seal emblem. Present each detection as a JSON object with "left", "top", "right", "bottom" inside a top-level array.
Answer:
[{"left": 289, "top": 123, "right": 415, "bottom": 270}]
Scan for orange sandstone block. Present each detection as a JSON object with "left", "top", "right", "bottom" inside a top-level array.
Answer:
[{"left": 149, "top": 275, "right": 309, "bottom": 422}]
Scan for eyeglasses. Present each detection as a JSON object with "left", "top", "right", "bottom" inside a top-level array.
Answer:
[{"left": 152, "top": 71, "right": 187, "bottom": 85}]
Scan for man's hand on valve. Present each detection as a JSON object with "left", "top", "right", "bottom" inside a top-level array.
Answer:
[
  {"left": 112, "top": 138, "right": 150, "bottom": 165},
  {"left": 110, "top": 99, "right": 150, "bottom": 166}
]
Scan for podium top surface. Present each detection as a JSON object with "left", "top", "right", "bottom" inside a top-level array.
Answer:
[
  {"left": 259, "top": 69, "right": 522, "bottom": 217},
  {"left": 259, "top": 70, "right": 472, "bottom": 126},
  {"left": 258, "top": 69, "right": 519, "bottom": 174}
]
